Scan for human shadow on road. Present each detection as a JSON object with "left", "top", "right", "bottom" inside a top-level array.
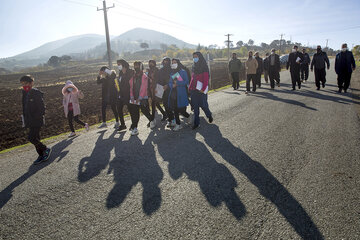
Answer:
[
  {"left": 198, "top": 124, "right": 324, "bottom": 239},
  {"left": 78, "top": 130, "right": 116, "bottom": 183},
  {"left": 0, "top": 138, "right": 75, "bottom": 209},
  {"left": 289, "top": 89, "right": 359, "bottom": 105},
  {"left": 106, "top": 131, "right": 163, "bottom": 215},
  {"left": 154, "top": 124, "right": 246, "bottom": 220},
  {"left": 249, "top": 91, "right": 318, "bottom": 111}
]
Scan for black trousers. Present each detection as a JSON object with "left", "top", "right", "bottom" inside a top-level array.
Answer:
[
  {"left": 301, "top": 64, "right": 309, "bottom": 81},
  {"left": 255, "top": 72, "right": 262, "bottom": 87},
  {"left": 68, "top": 110, "right": 85, "bottom": 132},
  {"left": 231, "top": 72, "right": 240, "bottom": 89},
  {"left": 337, "top": 71, "right": 352, "bottom": 91},
  {"left": 162, "top": 89, "right": 174, "bottom": 121},
  {"left": 117, "top": 99, "right": 128, "bottom": 125},
  {"left": 269, "top": 66, "right": 280, "bottom": 89},
  {"left": 28, "top": 127, "right": 47, "bottom": 156},
  {"left": 314, "top": 68, "right": 326, "bottom": 88},
  {"left": 128, "top": 101, "right": 152, "bottom": 129},
  {"left": 290, "top": 69, "right": 301, "bottom": 89},
  {"left": 173, "top": 107, "right": 190, "bottom": 125},
  {"left": 101, "top": 100, "right": 119, "bottom": 123},
  {"left": 246, "top": 74, "right": 256, "bottom": 92},
  {"left": 151, "top": 97, "right": 166, "bottom": 120}
]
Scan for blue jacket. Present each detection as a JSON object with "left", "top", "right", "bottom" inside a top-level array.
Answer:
[
  {"left": 335, "top": 51, "right": 356, "bottom": 74},
  {"left": 168, "top": 69, "right": 189, "bottom": 109}
]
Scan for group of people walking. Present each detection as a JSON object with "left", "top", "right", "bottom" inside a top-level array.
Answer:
[
  {"left": 229, "top": 43, "right": 356, "bottom": 93},
  {"left": 19, "top": 44, "right": 356, "bottom": 165},
  {"left": 20, "top": 52, "right": 213, "bottom": 164}
]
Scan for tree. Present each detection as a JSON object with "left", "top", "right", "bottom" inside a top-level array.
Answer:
[
  {"left": 160, "top": 43, "right": 168, "bottom": 52},
  {"left": 140, "top": 42, "right": 149, "bottom": 50},
  {"left": 236, "top": 40, "right": 243, "bottom": 48},
  {"left": 260, "top": 42, "right": 269, "bottom": 50},
  {"left": 103, "top": 50, "right": 119, "bottom": 61},
  {"left": 248, "top": 39, "right": 254, "bottom": 46},
  {"left": 196, "top": 43, "right": 202, "bottom": 51},
  {"left": 60, "top": 55, "right": 71, "bottom": 62},
  {"left": 47, "top": 56, "right": 61, "bottom": 67}
]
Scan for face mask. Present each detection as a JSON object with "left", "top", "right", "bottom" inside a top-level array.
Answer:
[
  {"left": 160, "top": 64, "right": 163, "bottom": 69},
  {"left": 317, "top": 49, "right": 321, "bottom": 52},
  {"left": 118, "top": 65, "right": 123, "bottom": 71},
  {"left": 193, "top": 57, "right": 199, "bottom": 63},
  {"left": 23, "top": 86, "right": 31, "bottom": 92},
  {"left": 342, "top": 48, "right": 347, "bottom": 52},
  {"left": 292, "top": 49, "right": 297, "bottom": 53},
  {"left": 271, "top": 52, "right": 275, "bottom": 55},
  {"left": 171, "top": 63, "right": 178, "bottom": 69},
  {"left": 67, "top": 87, "right": 73, "bottom": 92}
]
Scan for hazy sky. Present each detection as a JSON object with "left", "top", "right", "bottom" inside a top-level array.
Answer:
[{"left": 0, "top": 0, "right": 359, "bottom": 58}]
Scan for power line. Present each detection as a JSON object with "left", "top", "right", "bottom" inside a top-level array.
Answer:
[{"left": 61, "top": 0, "right": 97, "bottom": 8}]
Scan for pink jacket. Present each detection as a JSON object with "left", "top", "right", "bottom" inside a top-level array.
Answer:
[
  {"left": 189, "top": 71, "right": 209, "bottom": 92},
  {"left": 129, "top": 73, "right": 148, "bottom": 102},
  {"left": 62, "top": 81, "right": 84, "bottom": 117}
]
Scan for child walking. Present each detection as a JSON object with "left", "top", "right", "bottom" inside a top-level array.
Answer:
[
  {"left": 20, "top": 75, "right": 51, "bottom": 164},
  {"left": 62, "top": 80, "right": 89, "bottom": 137}
]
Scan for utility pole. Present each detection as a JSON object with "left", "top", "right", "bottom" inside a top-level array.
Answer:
[
  {"left": 97, "top": 0, "right": 115, "bottom": 69},
  {"left": 325, "top": 39, "right": 329, "bottom": 49},
  {"left": 224, "top": 34, "right": 233, "bottom": 61},
  {"left": 207, "top": 52, "right": 212, "bottom": 90},
  {"left": 279, "top": 33, "right": 285, "bottom": 55}
]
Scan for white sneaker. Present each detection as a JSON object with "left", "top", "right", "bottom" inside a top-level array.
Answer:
[
  {"left": 98, "top": 122, "right": 107, "bottom": 128},
  {"left": 85, "top": 123, "right": 89, "bottom": 131},
  {"left": 131, "top": 128, "right": 139, "bottom": 136},
  {"left": 167, "top": 120, "right": 176, "bottom": 128},
  {"left": 68, "top": 132, "right": 76, "bottom": 137},
  {"left": 245, "top": 91, "right": 248, "bottom": 94},
  {"left": 173, "top": 124, "right": 182, "bottom": 131},
  {"left": 150, "top": 119, "right": 156, "bottom": 129},
  {"left": 114, "top": 121, "right": 120, "bottom": 129}
]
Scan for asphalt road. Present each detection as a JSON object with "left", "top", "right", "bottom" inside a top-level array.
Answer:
[{"left": 1, "top": 63, "right": 359, "bottom": 240}]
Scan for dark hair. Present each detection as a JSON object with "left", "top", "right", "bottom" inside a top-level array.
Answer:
[
  {"left": 149, "top": 60, "right": 156, "bottom": 65},
  {"left": 100, "top": 66, "right": 108, "bottom": 72},
  {"left": 134, "top": 61, "right": 144, "bottom": 71},
  {"left": 19, "top": 75, "right": 34, "bottom": 83},
  {"left": 117, "top": 59, "right": 129, "bottom": 69},
  {"left": 293, "top": 45, "right": 298, "bottom": 49}
]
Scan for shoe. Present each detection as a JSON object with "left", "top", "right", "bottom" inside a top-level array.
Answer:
[
  {"left": 98, "top": 122, "right": 107, "bottom": 128},
  {"left": 245, "top": 91, "right": 248, "bottom": 94},
  {"left": 114, "top": 122, "right": 120, "bottom": 129},
  {"left": 173, "top": 124, "right": 182, "bottom": 131},
  {"left": 271, "top": 87, "right": 274, "bottom": 90},
  {"left": 68, "top": 132, "right": 76, "bottom": 138},
  {"left": 338, "top": 88, "right": 342, "bottom": 93},
  {"left": 322, "top": 83, "right": 325, "bottom": 88},
  {"left": 131, "top": 128, "right": 139, "bottom": 136},
  {"left": 117, "top": 125, "right": 127, "bottom": 131},
  {"left": 316, "top": 87, "right": 320, "bottom": 90},
  {"left": 167, "top": 120, "right": 176, "bottom": 128},
  {"left": 192, "top": 124, "right": 200, "bottom": 130},
  {"left": 298, "top": 85, "right": 301, "bottom": 89},
  {"left": 41, "top": 148, "right": 52, "bottom": 163},
  {"left": 150, "top": 120, "right": 156, "bottom": 129},
  {"left": 85, "top": 123, "right": 89, "bottom": 131},
  {"left": 344, "top": 89, "right": 347, "bottom": 93},
  {"left": 291, "top": 88, "right": 295, "bottom": 91},
  {"left": 33, "top": 155, "right": 43, "bottom": 165},
  {"left": 277, "top": 82, "right": 280, "bottom": 87},
  {"left": 208, "top": 116, "right": 213, "bottom": 123},
  {"left": 252, "top": 90, "right": 256, "bottom": 92}
]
